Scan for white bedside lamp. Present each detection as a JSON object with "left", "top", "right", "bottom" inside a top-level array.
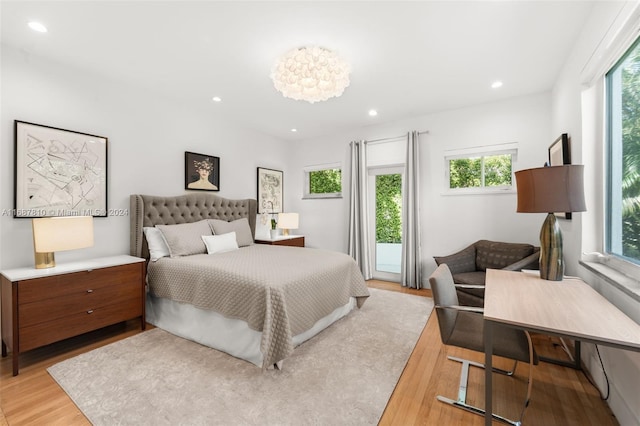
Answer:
[
  {"left": 277, "top": 213, "right": 299, "bottom": 236},
  {"left": 32, "top": 216, "right": 94, "bottom": 269}
]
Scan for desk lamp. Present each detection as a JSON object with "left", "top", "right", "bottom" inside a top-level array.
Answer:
[
  {"left": 515, "top": 165, "right": 586, "bottom": 280},
  {"left": 32, "top": 216, "right": 94, "bottom": 268},
  {"left": 277, "top": 213, "right": 299, "bottom": 236}
]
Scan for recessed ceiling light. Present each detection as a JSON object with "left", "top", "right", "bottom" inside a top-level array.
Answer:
[
  {"left": 28, "top": 21, "right": 47, "bottom": 33},
  {"left": 211, "top": 96, "right": 222, "bottom": 102},
  {"left": 491, "top": 81, "right": 503, "bottom": 89},
  {"left": 368, "top": 109, "right": 378, "bottom": 117},
  {"left": 291, "top": 128, "right": 298, "bottom": 132}
]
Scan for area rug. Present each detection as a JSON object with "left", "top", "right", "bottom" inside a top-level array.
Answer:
[{"left": 47, "top": 288, "right": 433, "bottom": 425}]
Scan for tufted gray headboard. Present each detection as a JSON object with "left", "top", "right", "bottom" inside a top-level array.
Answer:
[{"left": 130, "top": 193, "right": 258, "bottom": 259}]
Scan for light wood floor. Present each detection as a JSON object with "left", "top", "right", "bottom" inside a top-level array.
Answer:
[{"left": 0, "top": 280, "right": 618, "bottom": 425}]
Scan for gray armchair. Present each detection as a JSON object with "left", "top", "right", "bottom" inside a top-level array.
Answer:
[
  {"left": 429, "top": 264, "right": 538, "bottom": 425},
  {"left": 434, "top": 240, "right": 539, "bottom": 307}
]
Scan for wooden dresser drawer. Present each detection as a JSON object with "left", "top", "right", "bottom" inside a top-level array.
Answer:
[
  {"left": 19, "top": 280, "right": 141, "bottom": 328},
  {"left": 18, "top": 263, "right": 140, "bottom": 304},
  {"left": 19, "top": 296, "right": 142, "bottom": 352}
]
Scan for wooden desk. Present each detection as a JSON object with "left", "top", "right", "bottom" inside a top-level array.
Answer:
[{"left": 483, "top": 269, "right": 640, "bottom": 426}]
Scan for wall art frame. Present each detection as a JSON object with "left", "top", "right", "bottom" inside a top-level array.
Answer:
[
  {"left": 185, "top": 151, "right": 220, "bottom": 192},
  {"left": 257, "top": 167, "right": 283, "bottom": 214},
  {"left": 548, "top": 133, "right": 572, "bottom": 220},
  {"left": 14, "top": 120, "right": 108, "bottom": 218}
]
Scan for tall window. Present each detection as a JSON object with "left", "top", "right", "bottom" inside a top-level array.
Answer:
[
  {"left": 445, "top": 148, "right": 516, "bottom": 193},
  {"left": 606, "top": 36, "right": 640, "bottom": 264}
]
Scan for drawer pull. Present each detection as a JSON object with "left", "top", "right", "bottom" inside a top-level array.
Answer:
[
  {"left": 87, "top": 310, "right": 94, "bottom": 314},
  {"left": 86, "top": 289, "right": 94, "bottom": 293}
]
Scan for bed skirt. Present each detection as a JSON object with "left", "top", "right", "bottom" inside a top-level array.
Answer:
[{"left": 146, "top": 294, "right": 356, "bottom": 368}]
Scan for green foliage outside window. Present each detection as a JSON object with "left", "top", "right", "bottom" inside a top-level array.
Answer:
[
  {"left": 309, "top": 169, "right": 342, "bottom": 194},
  {"left": 376, "top": 174, "right": 402, "bottom": 244},
  {"left": 449, "top": 154, "right": 512, "bottom": 189},
  {"left": 620, "top": 42, "right": 640, "bottom": 259}
]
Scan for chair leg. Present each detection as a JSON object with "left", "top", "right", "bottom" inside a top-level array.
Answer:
[{"left": 437, "top": 347, "right": 535, "bottom": 426}]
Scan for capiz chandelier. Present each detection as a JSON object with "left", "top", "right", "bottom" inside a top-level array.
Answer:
[{"left": 271, "top": 46, "right": 351, "bottom": 103}]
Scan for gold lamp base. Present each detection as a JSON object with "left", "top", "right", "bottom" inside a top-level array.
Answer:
[
  {"left": 539, "top": 213, "right": 563, "bottom": 281},
  {"left": 35, "top": 252, "right": 55, "bottom": 269}
]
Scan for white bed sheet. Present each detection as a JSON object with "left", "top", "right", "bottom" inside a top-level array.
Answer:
[{"left": 146, "top": 294, "right": 356, "bottom": 367}]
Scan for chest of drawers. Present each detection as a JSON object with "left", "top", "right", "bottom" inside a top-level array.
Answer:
[{"left": 1, "top": 255, "right": 146, "bottom": 375}]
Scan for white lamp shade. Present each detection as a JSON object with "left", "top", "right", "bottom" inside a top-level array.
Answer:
[
  {"left": 32, "top": 216, "right": 94, "bottom": 252},
  {"left": 277, "top": 213, "right": 299, "bottom": 230}
]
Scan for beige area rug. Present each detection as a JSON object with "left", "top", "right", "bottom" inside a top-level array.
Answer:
[{"left": 47, "top": 288, "right": 433, "bottom": 426}]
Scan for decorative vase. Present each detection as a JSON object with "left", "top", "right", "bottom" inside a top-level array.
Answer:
[
  {"left": 270, "top": 229, "right": 279, "bottom": 239},
  {"left": 539, "top": 213, "right": 563, "bottom": 281}
]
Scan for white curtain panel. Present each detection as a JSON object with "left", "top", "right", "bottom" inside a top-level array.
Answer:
[
  {"left": 348, "top": 140, "right": 372, "bottom": 279},
  {"left": 401, "top": 131, "right": 423, "bottom": 289}
]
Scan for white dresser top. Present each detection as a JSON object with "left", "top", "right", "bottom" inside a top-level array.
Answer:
[{"left": 1, "top": 255, "right": 144, "bottom": 282}]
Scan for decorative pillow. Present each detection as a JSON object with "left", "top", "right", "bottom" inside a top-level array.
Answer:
[
  {"left": 202, "top": 232, "right": 239, "bottom": 255},
  {"left": 156, "top": 220, "right": 212, "bottom": 257},
  {"left": 475, "top": 240, "right": 534, "bottom": 271},
  {"left": 143, "top": 227, "right": 170, "bottom": 262},
  {"left": 208, "top": 218, "right": 254, "bottom": 247}
]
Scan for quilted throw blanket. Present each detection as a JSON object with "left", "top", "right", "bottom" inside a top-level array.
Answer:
[{"left": 147, "top": 245, "right": 370, "bottom": 368}]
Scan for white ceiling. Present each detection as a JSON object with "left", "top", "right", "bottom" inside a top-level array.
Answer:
[{"left": 1, "top": 1, "right": 595, "bottom": 141}]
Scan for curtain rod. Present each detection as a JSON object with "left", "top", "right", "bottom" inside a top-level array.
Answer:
[{"left": 364, "top": 130, "right": 430, "bottom": 145}]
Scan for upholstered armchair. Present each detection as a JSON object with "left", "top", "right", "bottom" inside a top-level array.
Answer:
[{"left": 433, "top": 240, "right": 539, "bottom": 307}]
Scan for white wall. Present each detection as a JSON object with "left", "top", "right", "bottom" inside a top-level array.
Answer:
[
  {"left": 289, "top": 92, "right": 553, "bottom": 282},
  {"left": 0, "top": 45, "right": 289, "bottom": 269},
  {"left": 551, "top": 2, "right": 640, "bottom": 425}
]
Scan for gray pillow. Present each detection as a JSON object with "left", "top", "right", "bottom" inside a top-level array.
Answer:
[
  {"left": 208, "top": 218, "right": 254, "bottom": 247},
  {"left": 156, "top": 220, "right": 213, "bottom": 257}
]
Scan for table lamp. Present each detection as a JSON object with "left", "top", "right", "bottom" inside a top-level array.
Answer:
[
  {"left": 515, "top": 165, "right": 586, "bottom": 281},
  {"left": 277, "top": 213, "right": 299, "bottom": 236},
  {"left": 32, "top": 216, "right": 94, "bottom": 269}
]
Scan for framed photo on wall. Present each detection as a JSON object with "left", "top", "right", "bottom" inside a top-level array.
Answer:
[
  {"left": 548, "top": 133, "right": 572, "bottom": 219},
  {"left": 257, "top": 167, "right": 283, "bottom": 213},
  {"left": 185, "top": 151, "right": 220, "bottom": 191},
  {"left": 14, "top": 120, "right": 108, "bottom": 218}
]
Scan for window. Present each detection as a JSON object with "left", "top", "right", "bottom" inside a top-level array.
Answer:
[
  {"left": 606, "top": 36, "right": 640, "bottom": 265},
  {"left": 303, "top": 163, "right": 342, "bottom": 199},
  {"left": 445, "top": 147, "right": 516, "bottom": 193}
]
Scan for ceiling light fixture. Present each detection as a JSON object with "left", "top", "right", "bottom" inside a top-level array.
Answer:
[
  {"left": 491, "top": 81, "right": 503, "bottom": 89},
  {"left": 368, "top": 109, "right": 378, "bottom": 117},
  {"left": 212, "top": 96, "right": 222, "bottom": 102},
  {"left": 271, "top": 46, "right": 351, "bottom": 104},
  {"left": 291, "top": 128, "right": 298, "bottom": 132},
  {"left": 28, "top": 21, "right": 47, "bottom": 33}
]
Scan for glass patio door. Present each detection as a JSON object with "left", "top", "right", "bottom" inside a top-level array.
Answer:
[{"left": 368, "top": 166, "right": 403, "bottom": 282}]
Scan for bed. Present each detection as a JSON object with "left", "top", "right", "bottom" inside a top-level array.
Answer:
[{"left": 130, "top": 193, "right": 369, "bottom": 369}]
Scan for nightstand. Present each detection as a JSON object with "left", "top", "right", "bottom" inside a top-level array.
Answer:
[
  {"left": 1, "top": 255, "right": 146, "bottom": 375},
  {"left": 255, "top": 235, "right": 305, "bottom": 247}
]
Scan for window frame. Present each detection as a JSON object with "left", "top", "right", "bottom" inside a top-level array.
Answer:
[
  {"left": 605, "top": 35, "right": 640, "bottom": 267},
  {"left": 443, "top": 146, "right": 518, "bottom": 195},
  {"left": 302, "top": 162, "right": 343, "bottom": 199}
]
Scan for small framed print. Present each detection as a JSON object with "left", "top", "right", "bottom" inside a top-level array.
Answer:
[
  {"left": 548, "top": 133, "right": 572, "bottom": 220},
  {"left": 257, "top": 167, "right": 283, "bottom": 214},
  {"left": 185, "top": 151, "right": 220, "bottom": 191},
  {"left": 14, "top": 120, "right": 108, "bottom": 218}
]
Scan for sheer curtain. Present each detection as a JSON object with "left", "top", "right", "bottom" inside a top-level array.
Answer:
[
  {"left": 401, "top": 131, "right": 422, "bottom": 288},
  {"left": 348, "top": 140, "right": 372, "bottom": 279}
]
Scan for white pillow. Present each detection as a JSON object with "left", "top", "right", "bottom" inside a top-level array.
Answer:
[
  {"left": 202, "top": 232, "right": 239, "bottom": 255},
  {"left": 143, "top": 227, "right": 170, "bottom": 262}
]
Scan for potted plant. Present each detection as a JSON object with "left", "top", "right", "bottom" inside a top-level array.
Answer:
[{"left": 270, "top": 217, "right": 278, "bottom": 239}]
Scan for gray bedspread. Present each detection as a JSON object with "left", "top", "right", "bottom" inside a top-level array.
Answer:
[{"left": 147, "top": 244, "right": 369, "bottom": 368}]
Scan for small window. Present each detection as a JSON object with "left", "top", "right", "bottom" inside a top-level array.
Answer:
[
  {"left": 445, "top": 148, "right": 516, "bottom": 193},
  {"left": 303, "top": 163, "right": 342, "bottom": 199}
]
